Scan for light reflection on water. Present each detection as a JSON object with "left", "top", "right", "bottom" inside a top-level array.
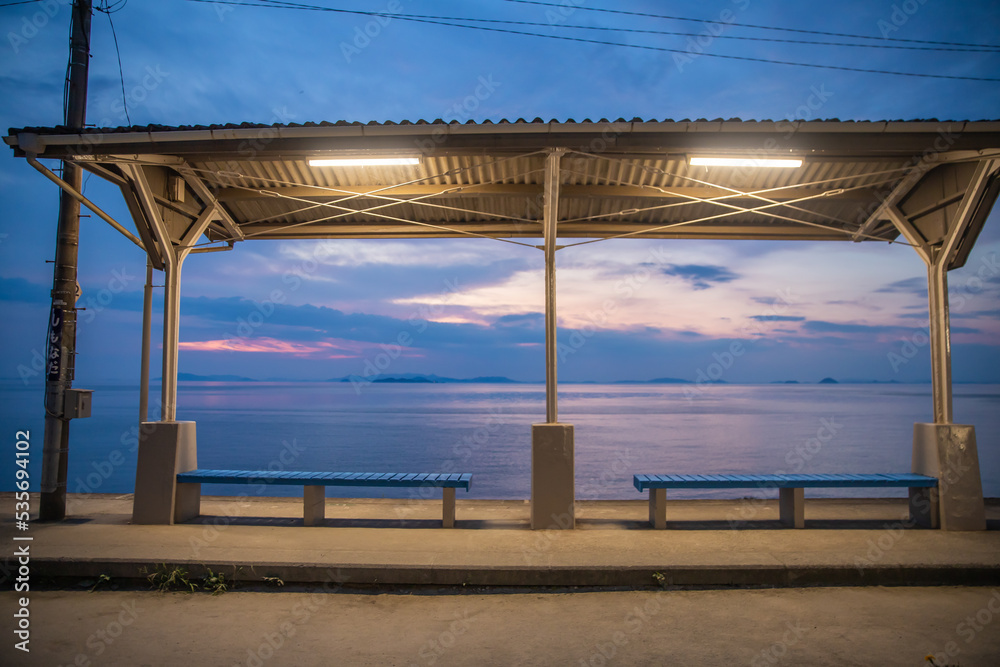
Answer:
[{"left": 2, "top": 382, "right": 997, "bottom": 500}]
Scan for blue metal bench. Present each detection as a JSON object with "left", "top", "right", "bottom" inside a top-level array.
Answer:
[
  {"left": 177, "top": 470, "right": 473, "bottom": 527},
  {"left": 633, "top": 473, "right": 938, "bottom": 529}
]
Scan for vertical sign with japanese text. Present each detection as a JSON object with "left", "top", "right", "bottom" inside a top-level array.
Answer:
[{"left": 46, "top": 307, "right": 63, "bottom": 382}]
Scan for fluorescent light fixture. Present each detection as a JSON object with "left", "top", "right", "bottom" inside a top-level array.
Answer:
[
  {"left": 689, "top": 156, "right": 803, "bottom": 168},
  {"left": 308, "top": 157, "right": 420, "bottom": 167}
]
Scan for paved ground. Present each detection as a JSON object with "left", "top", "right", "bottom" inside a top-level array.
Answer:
[
  {"left": 1, "top": 494, "right": 997, "bottom": 588},
  {"left": 1, "top": 494, "right": 998, "bottom": 664},
  {"left": 3, "top": 586, "right": 1000, "bottom": 666}
]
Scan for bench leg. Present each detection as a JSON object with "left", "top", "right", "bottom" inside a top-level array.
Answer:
[
  {"left": 303, "top": 486, "right": 325, "bottom": 527},
  {"left": 779, "top": 487, "right": 804, "bottom": 528},
  {"left": 442, "top": 487, "right": 456, "bottom": 528},
  {"left": 909, "top": 486, "right": 940, "bottom": 529},
  {"left": 648, "top": 488, "right": 666, "bottom": 529}
]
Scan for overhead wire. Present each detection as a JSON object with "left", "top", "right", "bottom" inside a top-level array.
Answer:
[
  {"left": 181, "top": 0, "right": 1000, "bottom": 82},
  {"left": 499, "top": 0, "right": 1000, "bottom": 49},
  {"left": 96, "top": 0, "right": 131, "bottom": 125},
  {"left": 246, "top": 0, "right": 1000, "bottom": 53}
]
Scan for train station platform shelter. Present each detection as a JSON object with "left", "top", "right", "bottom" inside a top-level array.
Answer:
[{"left": 7, "top": 118, "right": 1000, "bottom": 530}]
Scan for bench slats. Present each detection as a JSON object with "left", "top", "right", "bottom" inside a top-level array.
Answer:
[
  {"left": 177, "top": 469, "right": 472, "bottom": 490},
  {"left": 633, "top": 472, "right": 937, "bottom": 491}
]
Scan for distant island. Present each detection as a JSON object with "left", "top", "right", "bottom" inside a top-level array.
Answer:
[
  {"left": 337, "top": 374, "right": 522, "bottom": 384},
  {"left": 372, "top": 376, "right": 433, "bottom": 383},
  {"left": 770, "top": 378, "right": 839, "bottom": 384}
]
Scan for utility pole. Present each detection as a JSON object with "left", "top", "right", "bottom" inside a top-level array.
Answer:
[{"left": 40, "top": 0, "right": 92, "bottom": 521}]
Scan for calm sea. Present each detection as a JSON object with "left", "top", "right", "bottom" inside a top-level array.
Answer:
[{"left": 2, "top": 381, "right": 998, "bottom": 500}]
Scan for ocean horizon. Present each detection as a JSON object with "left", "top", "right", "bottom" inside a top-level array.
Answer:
[{"left": 3, "top": 381, "right": 998, "bottom": 501}]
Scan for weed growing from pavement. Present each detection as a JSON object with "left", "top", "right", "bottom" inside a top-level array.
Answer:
[
  {"left": 202, "top": 568, "right": 230, "bottom": 595},
  {"left": 89, "top": 574, "right": 112, "bottom": 592},
  {"left": 143, "top": 564, "right": 198, "bottom": 593}
]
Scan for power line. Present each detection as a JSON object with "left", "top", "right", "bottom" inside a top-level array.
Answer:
[
  {"left": 0, "top": 0, "right": 44, "bottom": 7},
  {"left": 499, "top": 0, "right": 1000, "bottom": 50},
  {"left": 96, "top": 1, "right": 131, "bottom": 125},
  {"left": 245, "top": 1, "right": 1000, "bottom": 53},
  {"left": 436, "top": 20, "right": 998, "bottom": 54},
  {"left": 183, "top": 0, "right": 1000, "bottom": 82}
]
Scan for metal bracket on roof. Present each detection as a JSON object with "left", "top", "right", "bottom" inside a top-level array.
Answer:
[
  {"left": 123, "top": 163, "right": 176, "bottom": 272},
  {"left": 941, "top": 159, "right": 1000, "bottom": 271},
  {"left": 852, "top": 164, "right": 929, "bottom": 242},
  {"left": 175, "top": 166, "right": 245, "bottom": 242},
  {"left": 25, "top": 155, "right": 146, "bottom": 252},
  {"left": 885, "top": 206, "right": 931, "bottom": 265}
]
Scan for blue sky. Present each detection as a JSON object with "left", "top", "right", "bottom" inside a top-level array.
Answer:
[{"left": 1, "top": 0, "right": 999, "bottom": 386}]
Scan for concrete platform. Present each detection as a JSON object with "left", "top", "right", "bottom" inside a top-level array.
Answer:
[
  {"left": 7, "top": 587, "right": 1000, "bottom": 666},
  {"left": 1, "top": 493, "right": 998, "bottom": 589}
]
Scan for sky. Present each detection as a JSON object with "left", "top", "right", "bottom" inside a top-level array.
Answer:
[{"left": 1, "top": 0, "right": 1000, "bottom": 388}]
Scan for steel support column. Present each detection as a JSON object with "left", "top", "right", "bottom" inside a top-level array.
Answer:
[
  {"left": 126, "top": 165, "right": 218, "bottom": 422},
  {"left": 885, "top": 205, "right": 951, "bottom": 422},
  {"left": 156, "top": 222, "right": 215, "bottom": 421},
  {"left": 139, "top": 258, "right": 153, "bottom": 422},
  {"left": 543, "top": 149, "right": 564, "bottom": 423},
  {"left": 160, "top": 256, "right": 182, "bottom": 421},
  {"left": 926, "top": 261, "right": 952, "bottom": 423},
  {"left": 887, "top": 159, "right": 997, "bottom": 423},
  {"left": 924, "top": 159, "right": 999, "bottom": 424}
]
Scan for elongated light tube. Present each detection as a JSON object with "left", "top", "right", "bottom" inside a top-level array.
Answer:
[
  {"left": 308, "top": 157, "right": 420, "bottom": 167},
  {"left": 689, "top": 156, "right": 803, "bottom": 168}
]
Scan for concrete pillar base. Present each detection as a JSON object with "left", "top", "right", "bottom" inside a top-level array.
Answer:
[
  {"left": 174, "top": 482, "right": 201, "bottom": 523},
  {"left": 912, "top": 423, "right": 986, "bottom": 531},
  {"left": 531, "top": 423, "right": 575, "bottom": 530},
  {"left": 132, "top": 421, "right": 199, "bottom": 525}
]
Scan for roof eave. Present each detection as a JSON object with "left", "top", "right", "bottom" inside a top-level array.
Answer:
[{"left": 8, "top": 120, "right": 1000, "bottom": 161}]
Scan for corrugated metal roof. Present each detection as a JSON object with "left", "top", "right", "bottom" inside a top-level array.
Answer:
[
  {"left": 199, "top": 153, "right": 911, "bottom": 242},
  {"left": 5, "top": 119, "right": 1000, "bottom": 248}
]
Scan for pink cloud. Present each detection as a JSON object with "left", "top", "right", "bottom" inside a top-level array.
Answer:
[
  {"left": 177, "top": 336, "right": 430, "bottom": 360},
  {"left": 179, "top": 337, "right": 357, "bottom": 358}
]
